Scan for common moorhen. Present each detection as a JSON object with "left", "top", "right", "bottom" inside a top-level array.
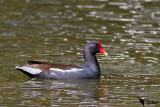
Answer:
[{"left": 16, "top": 41, "right": 108, "bottom": 79}]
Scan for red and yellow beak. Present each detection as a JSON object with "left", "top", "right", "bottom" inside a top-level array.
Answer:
[{"left": 98, "top": 41, "right": 108, "bottom": 56}]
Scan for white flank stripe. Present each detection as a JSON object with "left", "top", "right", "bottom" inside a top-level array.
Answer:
[
  {"left": 16, "top": 66, "right": 42, "bottom": 75},
  {"left": 50, "top": 68, "right": 65, "bottom": 72},
  {"left": 50, "top": 68, "right": 83, "bottom": 73}
]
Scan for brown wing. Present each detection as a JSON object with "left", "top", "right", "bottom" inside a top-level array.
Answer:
[{"left": 26, "top": 61, "right": 76, "bottom": 73}]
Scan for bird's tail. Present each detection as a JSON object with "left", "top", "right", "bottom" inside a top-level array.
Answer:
[{"left": 16, "top": 66, "right": 43, "bottom": 78}]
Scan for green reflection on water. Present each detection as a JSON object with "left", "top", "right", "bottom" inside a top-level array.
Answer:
[{"left": 0, "top": 0, "right": 160, "bottom": 106}]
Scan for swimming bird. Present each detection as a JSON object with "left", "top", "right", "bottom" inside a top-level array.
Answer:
[{"left": 16, "top": 41, "right": 108, "bottom": 79}]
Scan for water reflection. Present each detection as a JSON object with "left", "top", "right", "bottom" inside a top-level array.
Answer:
[{"left": 18, "top": 79, "right": 102, "bottom": 106}]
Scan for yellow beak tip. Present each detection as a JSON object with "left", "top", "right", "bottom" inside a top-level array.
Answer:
[{"left": 104, "top": 53, "right": 108, "bottom": 56}]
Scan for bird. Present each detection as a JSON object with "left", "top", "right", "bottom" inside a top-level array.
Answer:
[
  {"left": 16, "top": 41, "right": 108, "bottom": 80},
  {"left": 139, "top": 98, "right": 145, "bottom": 107}
]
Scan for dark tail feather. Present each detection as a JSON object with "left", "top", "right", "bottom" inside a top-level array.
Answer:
[{"left": 27, "top": 61, "right": 47, "bottom": 64}]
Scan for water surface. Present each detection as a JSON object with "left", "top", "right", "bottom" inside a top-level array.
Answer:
[{"left": 0, "top": 0, "right": 160, "bottom": 106}]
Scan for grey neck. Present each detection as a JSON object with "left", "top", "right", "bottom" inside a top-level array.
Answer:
[{"left": 83, "top": 50, "right": 100, "bottom": 73}]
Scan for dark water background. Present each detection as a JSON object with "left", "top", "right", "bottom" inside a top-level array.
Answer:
[{"left": 0, "top": 0, "right": 160, "bottom": 106}]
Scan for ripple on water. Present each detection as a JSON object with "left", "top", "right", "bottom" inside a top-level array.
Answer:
[{"left": 0, "top": 0, "right": 160, "bottom": 106}]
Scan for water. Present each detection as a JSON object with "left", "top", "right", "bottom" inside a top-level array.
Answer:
[{"left": 0, "top": 0, "right": 160, "bottom": 106}]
